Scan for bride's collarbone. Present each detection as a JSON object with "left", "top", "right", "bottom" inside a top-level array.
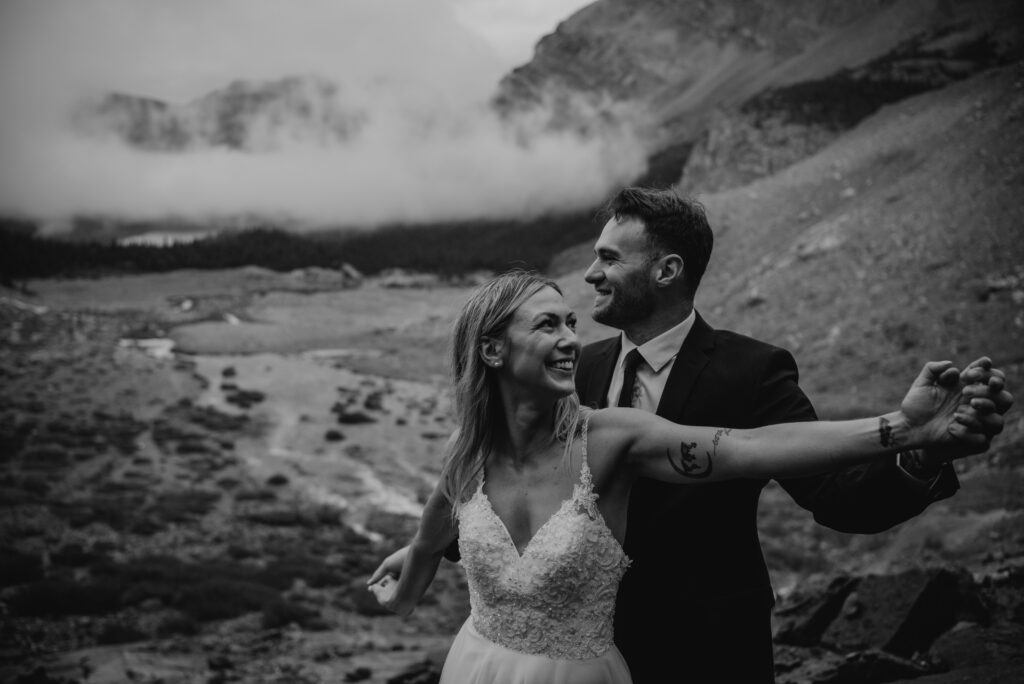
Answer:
[
  {"left": 487, "top": 440, "right": 567, "bottom": 476},
  {"left": 484, "top": 453, "right": 575, "bottom": 519}
]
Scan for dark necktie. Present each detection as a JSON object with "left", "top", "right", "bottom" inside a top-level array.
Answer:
[{"left": 616, "top": 348, "right": 644, "bottom": 408}]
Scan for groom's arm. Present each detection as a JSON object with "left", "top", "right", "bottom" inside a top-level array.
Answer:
[{"left": 760, "top": 348, "right": 959, "bottom": 533}]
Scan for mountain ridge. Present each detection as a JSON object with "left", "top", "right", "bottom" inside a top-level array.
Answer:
[
  {"left": 497, "top": 0, "right": 1023, "bottom": 151},
  {"left": 72, "top": 74, "right": 367, "bottom": 152}
]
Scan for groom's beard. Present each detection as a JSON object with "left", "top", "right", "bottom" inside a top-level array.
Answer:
[{"left": 591, "top": 272, "right": 656, "bottom": 330}]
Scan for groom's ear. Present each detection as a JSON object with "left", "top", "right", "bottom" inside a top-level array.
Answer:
[
  {"left": 653, "top": 254, "right": 685, "bottom": 288},
  {"left": 479, "top": 336, "right": 505, "bottom": 367}
]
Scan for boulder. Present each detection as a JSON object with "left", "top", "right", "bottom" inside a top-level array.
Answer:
[
  {"left": 929, "top": 622, "right": 1024, "bottom": 669},
  {"left": 775, "top": 574, "right": 859, "bottom": 646},
  {"left": 775, "top": 646, "right": 936, "bottom": 684},
  {"left": 820, "top": 568, "right": 978, "bottom": 657}
]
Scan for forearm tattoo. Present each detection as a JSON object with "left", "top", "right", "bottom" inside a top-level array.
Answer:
[
  {"left": 878, "top": 416, "right": 899, "bottom": 448},
  {"left": 665, "top": 428, "right": 730, "bottom": 479}
]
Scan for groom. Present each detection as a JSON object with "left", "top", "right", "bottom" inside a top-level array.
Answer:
[{"left": 577, "top": 186, "right": 1011, "bottom": 683}]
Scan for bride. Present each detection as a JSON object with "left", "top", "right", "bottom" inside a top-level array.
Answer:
[{"left": 369, "top": 270, "right": 1002, "bottom": 684}]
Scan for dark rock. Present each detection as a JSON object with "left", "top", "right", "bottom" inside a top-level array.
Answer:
[
  {"left": 0, "top": 548, "right": 45, "bottom": 587},
  {"left": 222, "top": 387, "right": 265, "bottom": 409},
  {"left": 244, "top": 509, "right": 308, "bottom": 527},
  {"left": 96, "top": 620, "right": 148, "bottom": 644},
  {"left": 929, "top": 622, "right": 1024, "bottom": 669},
  {"left": 886, "top": 662, "right": 1024, "bottom": 683},
  {"left": 324, "top": 429, "right": 345, "bottom": 442},
  {"left": 775, "top": 645, "right": 937, "bottom": 684},
  {"left": 364, "top": 391, "right": 385, "bottom": 411},
  {"left": 978, "top": 566, "right": 1024, "bottom": 624},
  {"left": 387, "top": 657, "right": 443, "bottom": 684},
  {"left": 208, "top": 655, "right": 234, "bottom": 671},
  {"left": 336, "top": 410, "right": 376, "bottom": 425},
  {"left": 51, "top": 543, "right": 101, "bottom": 568},
  {"left": 11, "top": 666, "right": 74, "bottom": 684},
  {"left": 345, "top": 667, "right": 372, "bottom": 682},
  {"left": 823, "top": 649, "right": 936, "bottom": 683},
  {"left": 775, "top": 575, "right": 860, "bottom": 646},
  {"left": 820, "top": 568, "right": 977, "bottom": 657},
  {"left": 260, "top": 598, "right": 320, "bottom": 630}
]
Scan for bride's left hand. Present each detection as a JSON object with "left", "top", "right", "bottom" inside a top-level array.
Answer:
[
  {"left": 368, "top": 574, "right": 413, "bottom": 617},
  {"left": 950, "top": 361, "right": 1011, "bottom": 449}
]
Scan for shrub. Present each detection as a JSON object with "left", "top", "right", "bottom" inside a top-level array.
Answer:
[
  {"left": 97, "top": 620, "right": 148, "bottom": 645},
  {"left": 19, "top": 475, "right": 49, "bottom": 497},
  {"left": 20, "top": 444, "right": 69, "bottom": 469},
  {"left": 51, "top": 543, "right": 103, "bottom": 568},
  {"left": 10, "top": 578, "right": 122, "bottom": 616},
  {"left": 236, "top": 488, "right": 277, "bottom": 502},
  {"left": 178, "top": 579, "right": 279, "bottom": 622},
  {"left": 157, "top": 612, "right": 201, "bottom": 637},
  {"left": 149, "top": 490, "right": 221, "bottom": 523},
  {"left": 262, "top": 555, "right": 341, "bottom": 590},
  {"left": 0, "top": 548, "right": 44, "bottom": 587},
  {"left": 260, "top": 599, "right": 319, "bottom": 630}
]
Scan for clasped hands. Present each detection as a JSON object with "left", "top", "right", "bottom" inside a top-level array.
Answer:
[{"left": 899, "top": 356, "right": 1013, "bottom": 459}]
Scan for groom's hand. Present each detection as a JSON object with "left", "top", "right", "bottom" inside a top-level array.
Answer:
[{"left": 898, "top": 360, "right": 963, "bottom": 447}]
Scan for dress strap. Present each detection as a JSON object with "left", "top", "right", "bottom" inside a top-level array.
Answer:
[{"left": 579, "top": 412, "right": 594, "bottom": 490}]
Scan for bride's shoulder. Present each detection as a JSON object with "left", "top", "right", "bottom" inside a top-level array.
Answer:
[{"left": 579, "top": 408, "right": 648, "bottom": 458}]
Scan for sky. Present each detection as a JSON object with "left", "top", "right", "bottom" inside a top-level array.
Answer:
[{"left": 0, "top": 0, "right": 646, "bottom": 229}]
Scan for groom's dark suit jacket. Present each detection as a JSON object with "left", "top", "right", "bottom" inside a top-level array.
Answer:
[{"left": 576, "top": 313, "right": 959, "bottom": 684}]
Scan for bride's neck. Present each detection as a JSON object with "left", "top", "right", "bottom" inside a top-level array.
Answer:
[{"left": 497, "top": 400, "right": 558, "bottom": 464}]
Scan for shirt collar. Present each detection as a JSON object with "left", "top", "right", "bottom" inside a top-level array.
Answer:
[{"left": 620, "top": 310, "right": 696, "bottom": 373}]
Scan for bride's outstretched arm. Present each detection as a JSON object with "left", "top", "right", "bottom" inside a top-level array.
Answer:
[
  {"left": 368, "top": 483, "right": 456, "bottom": 617},
  {"left": 596, "top": 361, "right": 1005, "bottom": 484}
]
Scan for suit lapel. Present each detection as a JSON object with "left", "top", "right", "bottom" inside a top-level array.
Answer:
[
  {"left": 580, "top": 337, "right": 621, "bottom": 408},
  {"left": 655, "top": 312, "right": 715, "bottom": 420}
]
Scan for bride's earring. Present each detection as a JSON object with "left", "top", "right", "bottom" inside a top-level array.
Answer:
[{"left": 480, "top": 337, "right": 504, "bottom": 369}]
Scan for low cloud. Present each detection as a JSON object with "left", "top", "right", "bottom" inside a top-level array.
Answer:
[{"left": 0, "top": 0, "right": 646, "bottom": 229}]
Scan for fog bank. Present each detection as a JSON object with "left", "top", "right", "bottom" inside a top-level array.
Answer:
[{"left": 0, "top": 0, "right": 644, "bottom": 228}]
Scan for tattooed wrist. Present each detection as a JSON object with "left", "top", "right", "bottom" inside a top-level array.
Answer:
[{"left": 878, "top": 416, "right": 901, "bottom": 448}]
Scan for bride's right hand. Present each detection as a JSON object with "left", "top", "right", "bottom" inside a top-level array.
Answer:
[{"left": 368, "top": 546, "right": 409, "bottom": 585}]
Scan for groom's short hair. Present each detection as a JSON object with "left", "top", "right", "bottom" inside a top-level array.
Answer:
[{"left": 602, "top": 187, "right": 714, "bottom": 297}]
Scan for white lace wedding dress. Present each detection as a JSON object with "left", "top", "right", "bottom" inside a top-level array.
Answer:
[{"left": 441, "top": 419, "right": 634, "bottom": 684}]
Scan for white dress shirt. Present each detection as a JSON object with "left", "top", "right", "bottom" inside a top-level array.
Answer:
[{"left": 605, "top": 311, "right": 696, "bottom": 411}]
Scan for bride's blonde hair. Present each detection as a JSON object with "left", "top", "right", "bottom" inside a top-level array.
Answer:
[{"left": 441, "top": 270, "right": 581, "bottom": 520}]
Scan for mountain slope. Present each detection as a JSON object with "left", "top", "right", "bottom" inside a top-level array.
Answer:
[
  {"left": 558, "top": 62, "right": 1024, "bottom": 421},
  {"left": 498, "top": 0, "right": 1023, "bottom": 152}
]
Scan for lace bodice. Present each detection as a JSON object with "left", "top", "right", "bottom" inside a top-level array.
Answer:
[{"left": 457, "top": 417, "right": 631, "bottom": 659}]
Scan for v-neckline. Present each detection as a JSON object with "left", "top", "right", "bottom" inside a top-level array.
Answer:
[{"left": 477, "top": 483, "right": 576, "bottom": 559}]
